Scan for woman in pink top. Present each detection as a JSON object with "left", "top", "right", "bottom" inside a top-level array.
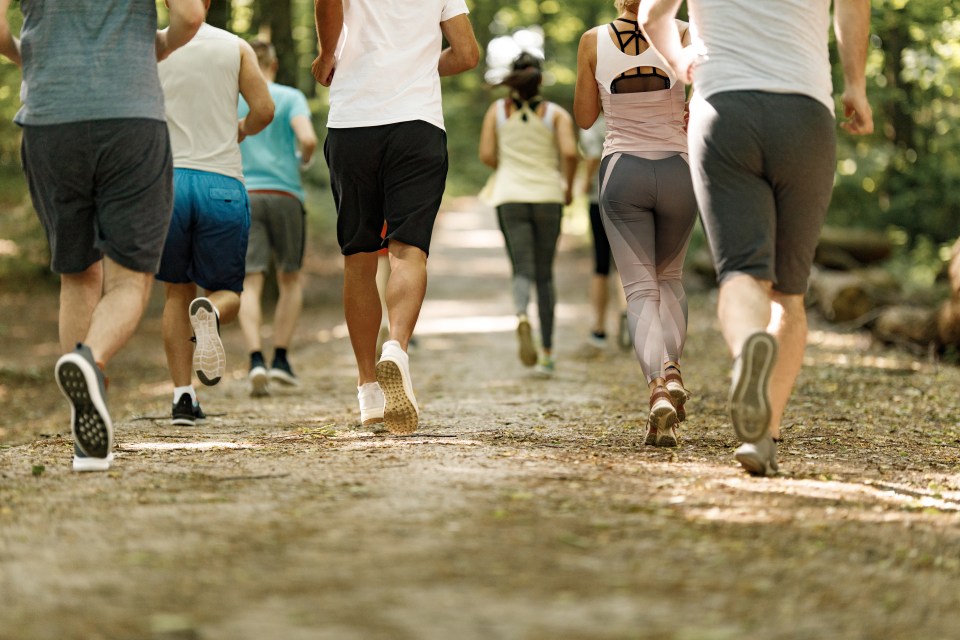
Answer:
[{"left": 574, "top": 0, "right": 698, "bottom": 447}]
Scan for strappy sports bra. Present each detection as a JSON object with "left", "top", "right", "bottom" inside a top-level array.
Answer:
[{"left": 608, "top": 19, "right": 670, "bottom": 93}]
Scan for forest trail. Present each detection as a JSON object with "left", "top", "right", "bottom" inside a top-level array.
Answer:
[{"left": 2, "top": 197, "right": 960, "bottom": 639}]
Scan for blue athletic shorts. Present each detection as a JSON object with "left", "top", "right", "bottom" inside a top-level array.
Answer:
[{"left": 156, "top": 168, "right": 250, "bottom": 293}]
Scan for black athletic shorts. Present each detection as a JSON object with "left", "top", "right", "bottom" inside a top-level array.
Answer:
[{"left": 324, "top": 120, "right": 448, "bottom": 256}]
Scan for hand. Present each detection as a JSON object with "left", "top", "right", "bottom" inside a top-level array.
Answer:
[
  {"left": 311, "top": 52, "right": 336, "bottom": 87},
  {"left": 564, "top": 186, "right": 574, "bottom": 207},
  {"left": 670, "top": 45, "right": 703, "bottom": 86},
  {"left": 840, "top": 88, "right": 874, "bottom": 135}
]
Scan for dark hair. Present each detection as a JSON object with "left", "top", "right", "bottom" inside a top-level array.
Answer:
[
  {"left": 249, "top": 39, "right": 277, "bottom": 69},
  {"left": 501, "top": 52, "right": 543, "bottom": 102}
]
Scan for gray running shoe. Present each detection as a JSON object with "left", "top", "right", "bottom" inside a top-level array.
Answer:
[
  {"left": 729, "top": 332, "right": 777, "bottom": 443},
  {"left": 56, "top": 344, "right": 113, "bottom": 472},
  {"left": 189, "top": 297, "right": 225, "bottom": 386},
  {"left": 735, "top": 436, "right": 779, "bottom": 477}
]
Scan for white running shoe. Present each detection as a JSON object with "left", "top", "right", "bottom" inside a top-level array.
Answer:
[
  {"left": 376, "top": 340, "right": 419, "bottom": 434},
  {"left": 189, "top": 297, "right": 225, "bottom": 386},
  {"left": 729, "top": 332, "right": 778, "bottom": 443},
  {"left": 358, "top": 382, "right": 385, "bottom": 425},
  {"left": 735, "top": 436, "right": 779, "bottom": 477},
  {"left": 249, "top": 365, "right": 269, "bottom": 397}
]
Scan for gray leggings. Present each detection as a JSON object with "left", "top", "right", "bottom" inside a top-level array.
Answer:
[
  {"left": 599, "top": 153, "right": 698, "bottom": 383},
  {"left": 497, "top": 202, "right": 563, "bottom": 350}
]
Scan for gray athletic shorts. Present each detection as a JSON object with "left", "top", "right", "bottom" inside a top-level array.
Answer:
[
  {"left": 688, "top": 91, "right": 837, "bottom": 295},
  {"left": 245, "top": 191, "right": 306, "bottom": 273},
  {"left": 20, "top": 118, "right": 174, "bottom": 274}
]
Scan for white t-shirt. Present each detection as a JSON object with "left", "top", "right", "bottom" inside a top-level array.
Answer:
[
  {"left": 326, "top": 0, "right": 469, "bottom": 131},
  {"left": 688, "top": 0, "right": 834, "bottom": 114}
]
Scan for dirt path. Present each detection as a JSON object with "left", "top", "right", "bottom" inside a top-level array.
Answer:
[{"left": 2, "top": 197, "right": 960, "bottom": 639}]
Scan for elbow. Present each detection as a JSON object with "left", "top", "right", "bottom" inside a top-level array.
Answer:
[
  {"left": 464, "top": 42, "right": 481, "bottom": 71},
  {"left": 479, "top": 151, "right": 496, "bottom": 169}
]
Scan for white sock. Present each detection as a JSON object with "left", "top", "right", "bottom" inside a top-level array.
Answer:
[{"left": 174, "top": 385, "right": 197, "bottom": 404}]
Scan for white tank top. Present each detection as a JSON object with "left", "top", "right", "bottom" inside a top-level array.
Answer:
[
  {"left": 158, "top": 24, "right": 244, "bottom": 181},
  {"left": 688, "top": 0, "right": 834, "bottom": 114},
  {"left": 594, "top": 23, "right": 687, "bottom": 160},
  {"left": 486, "top": 99, "right": 565, "bottom": 206}
]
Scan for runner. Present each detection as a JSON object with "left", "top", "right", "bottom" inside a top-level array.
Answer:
[
  {"left": 479, "top": 52, "right": 579, "bottom": 377},
  {"left": 237, "top": 40, "right": 318, "bottom": 397},
  {"left": 641, "top": 0, "right": 873, "bottom": 472},
  {"left": 314, "top": 0, "right": 479, "bottom": 434},
  {"left": 0, "top": 0, "right": 204, "bottom": 470},
  {"left": 574, "top": 0, "right": 698, "bottom": 446},
  {"left": 157, "top": 5, "right": 274, "bottom": 425}
]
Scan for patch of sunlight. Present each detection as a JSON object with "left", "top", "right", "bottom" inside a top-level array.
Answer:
[
  {"left": 807, "top": 329, "right": 871, "bottom": 350},
  {"left": 316, "top": 323, "right": 351, "bottom": 343},
  {"left": 139, "top": 380, "right": 174, "bottom": 396},
  {"left": 122, "top": 441, "right": 256, "bottom": 451},
  {"left": 409, "top": 314, "right": 519, "bottom": 336},
  {"left": 720, "top": 477, "right": 960, "bottom": 513},
  {"left": 0, "top": 238, "right": 20, "bottom": 257},
  {"left": 438, "top": 209, "right": 490, "bottom": 230},
  {"left": 433, "top": 229, "right": 504, "bottom": 249},
  {"left": 338, "top": 437, "right": 481, "bottom": 450},
  {"left": 804, "top": 351, "right": 921, "bottom": 372}
]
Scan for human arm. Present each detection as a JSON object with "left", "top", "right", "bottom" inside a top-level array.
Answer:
[
  {"left": 439, "top": 14, "right": 479, "bottom": 77},
  {"left": 238, "top": 41, "right": 275, "bottom": 142},
  {"left": 834, "top": 0, "right": 874, "bottom": 135},
  {"left": 0, "top": 0, "right": 21, "bottom": 67},
  {"left": 156, "top": 0, "right": 205, "bottom": 62},
  {"left": 311, "top": 0, "right": 343, "bottom": 87},
  {"left": 573, "top": 29, "right": 601, "bottom": 130},
  {"left": 553, "top": 108, "right": 580, "bottom": 206},
  {"left": 639, "top": 0, "right": 698, "bottom": 85},
  {"left": 291, "top": 115, "right": 318, "bottom": 166},
  {"left": 478, "top": 102, "right": 499, "bottom": 170}
]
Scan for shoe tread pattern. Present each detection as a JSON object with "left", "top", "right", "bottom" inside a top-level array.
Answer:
[
  {"left": 729, "top": 333, "right": 777, "bottom": 443},
  {"left": 190, "top": 298, "right": 225, "bottom": 386},
  {"left": 517, "top": 321, "right": 537, "bottom": 367},
  {"left": 376, "top": 360, "right": 418, "bottom": 434},
  {"left": 57, "top": 360, "right": 111, "bottom": 459}
]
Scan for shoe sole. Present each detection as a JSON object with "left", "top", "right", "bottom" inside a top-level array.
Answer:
[
  {"left": 648, "top": 400, "right": 679, "bottom": 447},
  {"left": 56, "top": 355, "right": 113, "bottom": 466},
  {"left": 268, "top": 368, "right": 300, "bottom": 387},
  {"left": 250, "top": 367, "right": 269, "bottom": 397},
  {"left": 729, "top": 332, "right": 777, "bottom": 444},
  {"left": 666, "top": 381, "right": 689, "bottom": 423},
  {"left": 735, "top": 449, "right": 779, "bottom": 477},
  {"left": 73, "top": 453, "right": 113, "bottom": 472},
  {"left": 361, "top": 413, "right": 385, "bottom": 425},
  {"left": 517, "top": 320, "right": 537, "bottom": 367},
  {"left": 190, "top": 298, "right": 225, "bottom": 386},
  {"left": 171, "top": 417, "right": 196, "bottom": 426},
  {"left": 376, "top": 359, "right": 418, "bottom": 435}
]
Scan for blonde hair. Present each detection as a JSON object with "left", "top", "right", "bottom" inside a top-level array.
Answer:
[{"left": 614, "top": 0, "right": 639, "bottom": 13}]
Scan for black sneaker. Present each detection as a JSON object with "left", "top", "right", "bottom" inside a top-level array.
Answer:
[
  {"left": 56, "top": 344, "right": 113, "bottom": 472},
  {"left": 269, "top": 359, "right": 299, "bottom": 387},
  {"left": 172, "top": 394, "right": 206, "bottom": 426}
]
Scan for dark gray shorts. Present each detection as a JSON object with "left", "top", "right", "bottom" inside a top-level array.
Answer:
[
  {"left": 245, "top": 191, "right": 306, "bottom": 273},
  {"left": 688, "top": 91, "right": 837, "bottom": 295},
  {"left": 20, "top": 118, "right": 174, "bottom": 274},
  {"left": 324, "top": 120, "right": 448, "bottom": 256}
]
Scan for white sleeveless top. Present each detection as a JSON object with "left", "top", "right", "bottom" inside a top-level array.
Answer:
[
  {"left": 688, "top": 0, "right": 834, "bottom": 114},
  {"left": 486, "top": 99, "right": 565, "bottom": 206},
  {"left": 594, "top": 23, "right": 687, "bottom": 160},
  {"left": 158, "top": 24, "right": 244, "bottom": 181}
]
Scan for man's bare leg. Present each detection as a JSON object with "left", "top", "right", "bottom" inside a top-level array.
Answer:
[
  {"left": 59, "top": 261, "right": 103, "bottom": 354},
  {"left": 386, "top": 241, "right": 427, "bottom": 350},
  {"left": 162, "top": 282, "right": 197, "bottom": 388},
  {"left": 273, "top": 270, "right": 303, "bottom": 350},
  {"left": 717, "top": 274, "right": 773, "bottom": 358},
  {"left": 344, "top": 252, "right": 381, "bottom": 385},
  {"left": 238, "top": 272, "right": 265, "bottom": 353},
  {"left": 204, "top": 289, "right": 240, "bottom": 325},
  {"left": 83, "top": 257, "right": 154, "bottom": 366},
  {"left": 766, "top": 292, "right": 807, "bottom": 441}
]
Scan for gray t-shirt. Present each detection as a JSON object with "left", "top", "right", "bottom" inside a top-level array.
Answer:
[{"left": 14, "top": 0, "right": 166, "bottom": 125}]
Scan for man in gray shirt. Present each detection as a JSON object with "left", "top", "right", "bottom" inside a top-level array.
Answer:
[{"left": 0, "top": 0, "right": 206, "bottom": 472}]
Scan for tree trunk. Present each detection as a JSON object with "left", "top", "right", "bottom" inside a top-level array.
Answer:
[
  {"left": 872, "top": 305, "right": 937, "bottom": 346},
  {"left": 816, "top": 226, "right": 893, "bottom": 267},
  {"left": 266, "top": 0, "right": 297, "bottom": 87},
  {"left": 207, "top": 0, "right": 232, "bottom": 31},
  {"left": 808, "top": 269, "right": 876, "bottom": 323}
]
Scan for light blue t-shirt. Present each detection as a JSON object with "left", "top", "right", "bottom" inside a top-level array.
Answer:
[{"left": 239, "top": 83, "right": 313, "bottom": 201}]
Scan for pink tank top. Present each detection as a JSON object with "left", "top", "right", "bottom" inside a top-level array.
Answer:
[{"left": 594, "top": 25, "right": 688, "bottom": 160}]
